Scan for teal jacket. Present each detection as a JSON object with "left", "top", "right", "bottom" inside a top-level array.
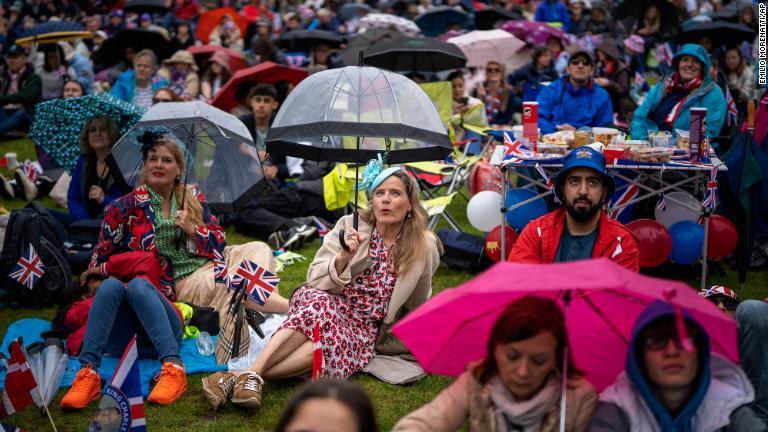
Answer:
[
  {"left": 631, "top": 44, "right": 726, "bottom": 140},
  {"left": 110, "top": 69, "right": 167, "bottom": 105}
]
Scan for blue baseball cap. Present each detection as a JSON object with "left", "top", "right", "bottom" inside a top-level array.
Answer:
[{"left": 554, "top": 146, "right": 615, "bottom": 202}]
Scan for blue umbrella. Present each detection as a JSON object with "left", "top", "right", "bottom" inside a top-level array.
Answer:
[
  {"left": 415, "top": 6, "right": 472, "bottom": 37},
  {"left": 15, "top": 21, "right": 92, "bottom": 46},
  {"left": 29, "top": 94, "right": 146, "bottom": 173},
  {"left": 340, "top": 2, "right": 372, "bottom": 19}
]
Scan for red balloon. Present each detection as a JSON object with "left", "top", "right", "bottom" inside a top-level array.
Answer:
[
  {"left": 707, "top": 215, "right": 738, "bottom": 259},
  {"left": 485, "top": 225, "right": 518, "bottom": 262},
  {"left": 626, "top": 219, "right": 673, "bottom": 268}
]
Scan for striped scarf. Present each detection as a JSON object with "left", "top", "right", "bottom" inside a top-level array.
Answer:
[{"left": 663, "top": 72, "right": 702, "bottom": 127}]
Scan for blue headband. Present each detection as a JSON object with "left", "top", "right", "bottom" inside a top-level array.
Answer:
[{"left": 369, "top": 167, "right": 402, "bottom": 193}]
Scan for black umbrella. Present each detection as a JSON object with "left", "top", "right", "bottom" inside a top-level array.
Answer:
[
  {"left": 712, "top": 0, "right": 754, "bottom": 22},
  {"left": 677, "top": 21, "right": 756, "bottom": 48},
  {"left": 341, "top": 28, "right": 403, "bottom": 66},
  {"left": 266, "top": 65, "right": 452, "bottom": 229},
  {"left": 124, "top": 0, "right": 169, "bottom": 14},
  {"left": 275, "top": 29, "right": 344, "bottom": 53},
  {"left": 474, "top": 6, "right": 523, "bottom": 30},
  {"left": 95, "top": 29, "right": 174, "bottom": 66},
  {"left": 15, "top": 21, "right": 92, "bottom": 46},
  {"left": 415, "top": 6, "right": 472, "bottom": 37},
  {"left": 364, "top": 36, "right": 466, "bottom": 72}
]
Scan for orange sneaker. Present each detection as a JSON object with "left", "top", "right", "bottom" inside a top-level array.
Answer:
[
  {"left": 61, "top": 366, "right": 101, "bottom": 410},
  {"left": 147, "top": 362, "right": 187, "bottom": 405}
]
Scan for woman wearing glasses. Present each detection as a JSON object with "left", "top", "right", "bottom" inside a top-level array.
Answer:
[
  {"left": 472, "top": 61, "right": 515, "bottom": 126},
  {"left": 588, "top": 301, "right": 765, "bottom": 431}
]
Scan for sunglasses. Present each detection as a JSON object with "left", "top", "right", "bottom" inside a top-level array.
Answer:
[
  {"left": 153, "top": 98, "right": 172, "bottom": 103},
  {"left": 486, "top": 67, "right": 501, "bottom": 73},
  {"left": 569, "top": 59, "right": 593, "bottom": 67},
  {"left": 642, "top": 327, "right": 701, "bottom": 351}
]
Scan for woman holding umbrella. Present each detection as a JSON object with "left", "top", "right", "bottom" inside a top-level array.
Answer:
[
  {"left": 631, "top": 43, "right": 726, "bottom": 140},
  {"left": 200, "top": 51, "right": 232, "bottom": 101},
  {"left": 201, "top": 168, "right": 441, "bottom": 410},
  {"left": 395, "top": 296, "right": 597, "bottom": 431}
]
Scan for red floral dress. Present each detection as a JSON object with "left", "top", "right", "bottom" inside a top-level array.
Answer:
[{"left": 279, "top": 229, "right": 397, "bottom": 378}]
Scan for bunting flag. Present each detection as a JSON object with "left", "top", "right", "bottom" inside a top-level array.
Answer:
[
  {"left": 608, "top": 180, "right": 640, "bottom": 223},
  {"left": 312, "top": 322, "right": 323, "bottom": 381},
  {"left": 725, "top": 85, "right": 738, "bottom": 126},
  {"left": 232, "top": 259, "right": 279, "bottom": 306},
  {"left": 702, "top": 166, "right": 719, "bottom": 210},
  {"left": 0, "top": 422, "right": 25, "bottom": 432},
  {"left": 534, "top": 164, "right": 559, "bottom": 203},
  {"left": 92, "top": 336, "right": 146, "bottom": 432},
  {"left": 8, "top": 244, "right": 45, "bottom": 290},
  {"left": 0, "top": 340, "right": 38, "bottom": 418},
  {"left": 656, "top": 170, "right": 667, "bottom": 212}
]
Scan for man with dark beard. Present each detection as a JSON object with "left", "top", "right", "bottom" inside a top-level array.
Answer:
[{"left": 508, "top": 146, "right": 639, "bottom": 270}]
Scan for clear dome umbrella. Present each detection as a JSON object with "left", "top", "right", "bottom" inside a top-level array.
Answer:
[{"left": 266, "top": 64, "right": 451, "bottom": 231}]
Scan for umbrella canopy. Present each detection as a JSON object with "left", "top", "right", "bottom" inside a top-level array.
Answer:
[
  {"left": 447, "top": 29, "right": 525, "bottom": 68},
  {"left": 393, "top": 259, "right": 739, "bottom": 391},
  {"left": 15, "top": 21, "right": 92, "bottom": 46},
  {"left": 111, "top": 101, "right": 268, "bottom": 213},
  {"left": 95, "top": 29, "right": 173, "bottom": 67},
  {"left": 415, "top": 6, "right": 472, "bottom": 37},
  {"left": 340, "top": 2, "right": 373, "bottom": 19},
  {"left": 677, "top": 21, "right": 756, "bottom": 47},
  {"left": 358, "top": 13, "right": 421, "bottom": 36},
  {"left": 713, "top": 0, "right": 754, "bottom": 21},
  {"left": 124, "top": 0, "right": 169, "bottom": 14},
  {"left": 187, "top": 45, "right": 248, "bottom": 73},
  {"left": 26, "top": 339, "right": 68, "bottom": 407},
  {"left": 275, "top": 29, "right": 344, "bottom": 54},
  {"left": 196, "top": 7, "right": 249, "bottom": 45},
  {"left": 341, "top": 28, "right": 403, "bottom": 66},
  {"left": 501, "top": 20, "right": 572, "bottom": 48},
  {"left": 473, "top": 6, "right": 523, "bottom": 30},
  {"left": 30, "top": 94, "right": 146, "bottom": 173},
  {"left": 211, "top": 61, "right": 309, "bottom": 113},
  {"left": 266, "top": 66, "right": 452, "bottom": 163},
  {"left": 364, "top": 36, "right": 466, "bottom": 72}
]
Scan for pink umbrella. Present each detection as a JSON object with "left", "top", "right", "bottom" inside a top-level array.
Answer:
[
  {"left": 501, "top": 20, "right": 573, "bottom": 48},
  {"left": 392, "top": 258, "right": 738, "bottom": 392}
]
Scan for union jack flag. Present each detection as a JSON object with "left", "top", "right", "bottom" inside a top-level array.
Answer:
[
  {"left": 502, "top": 131, "right": 533, "bottom": 163},
  {"left": 213, "top": 249, "right": 229, "bottom": 286},
  {"left": 702, "top": 166, "right": 719, "bottom": 210},
  {"left": 100, "top": 336, "right": 146, "bottom": 431},
  {"left": 608, "top": 183, "right": 640, "bottom": 222},
  {"left": 233, "top": 259, "right": 279, "bottom": 305},
  {"left": 19, "top": 160, "right": 40, "bottom": 182},
  {"left": 655, "top": 43, "right": 674, "bottom": 66},
  {"left": 9, "top": 244, "right": 44, "bottom": 290},
  {"left": 725, "top": 85, "right": 738, "bottom": 126}
]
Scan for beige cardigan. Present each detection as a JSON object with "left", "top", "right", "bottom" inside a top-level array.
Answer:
[
  {"left": 394, "top": 365, "right": 597, "bottom": 432},
  {"left": 306, "top": 214, "right": 440, "bottom": 327}
]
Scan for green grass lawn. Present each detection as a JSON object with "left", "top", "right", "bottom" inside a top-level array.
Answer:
[{"left": 1, "top": 137, "right": 766, "bottom": 431}]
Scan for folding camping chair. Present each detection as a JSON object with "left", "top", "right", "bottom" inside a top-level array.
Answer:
[{"left": 404, "top": 136, "right": 495, "bottom": 230}]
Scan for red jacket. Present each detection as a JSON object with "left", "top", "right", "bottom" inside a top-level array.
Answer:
[
  {"left": 64, "top": 251, "right": 183, "bottom": 356},
  {"left": 508, "top": 208, "right": 640, "bottom": 271}
]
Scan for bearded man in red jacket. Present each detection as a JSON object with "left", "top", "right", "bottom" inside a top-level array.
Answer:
[{"left": 508, "top": 146, "right": 639, "bottom": 271}]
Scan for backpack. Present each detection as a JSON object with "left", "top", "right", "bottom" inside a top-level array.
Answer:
[
  {"left": 0, "top": 202, "right": 71, "bottom": 308},
  {"left": 437, "top": 228, "right": 493, "bottom": 273}
]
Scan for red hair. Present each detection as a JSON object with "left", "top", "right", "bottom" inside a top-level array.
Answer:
[{"left": 474, "top": 296, "right": 581, "bottom": 384}]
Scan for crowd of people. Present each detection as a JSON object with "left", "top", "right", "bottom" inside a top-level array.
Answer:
[{"left": 0, "top": 0, "right": 765, "bottom": 430}]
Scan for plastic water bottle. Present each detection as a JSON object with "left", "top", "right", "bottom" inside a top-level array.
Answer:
[{"left": 196, "top": 331, "right": 215, "bottom": 356}]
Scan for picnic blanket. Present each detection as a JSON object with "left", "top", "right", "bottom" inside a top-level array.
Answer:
[{"left": 0, "top": 318, "right": 226, "bottom": 397}]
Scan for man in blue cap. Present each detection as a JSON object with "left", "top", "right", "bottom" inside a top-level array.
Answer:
[{"left": 508, "top": 146, "right": 639, "bottom": 270}]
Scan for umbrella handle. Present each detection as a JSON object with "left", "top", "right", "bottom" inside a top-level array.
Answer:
[
  {"left": 338, "top": 230, "right": 351, "bottom": 252},
  {"left": 175, "top": 183, "right": 188, "bottom": 250}
]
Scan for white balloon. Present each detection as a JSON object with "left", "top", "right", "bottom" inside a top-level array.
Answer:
[
  {"left": 654, "top": 191, "right": 702, "bottom": 228},
  {"left": 467, "top": 191, "right": 503, "bottom": 232}
]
